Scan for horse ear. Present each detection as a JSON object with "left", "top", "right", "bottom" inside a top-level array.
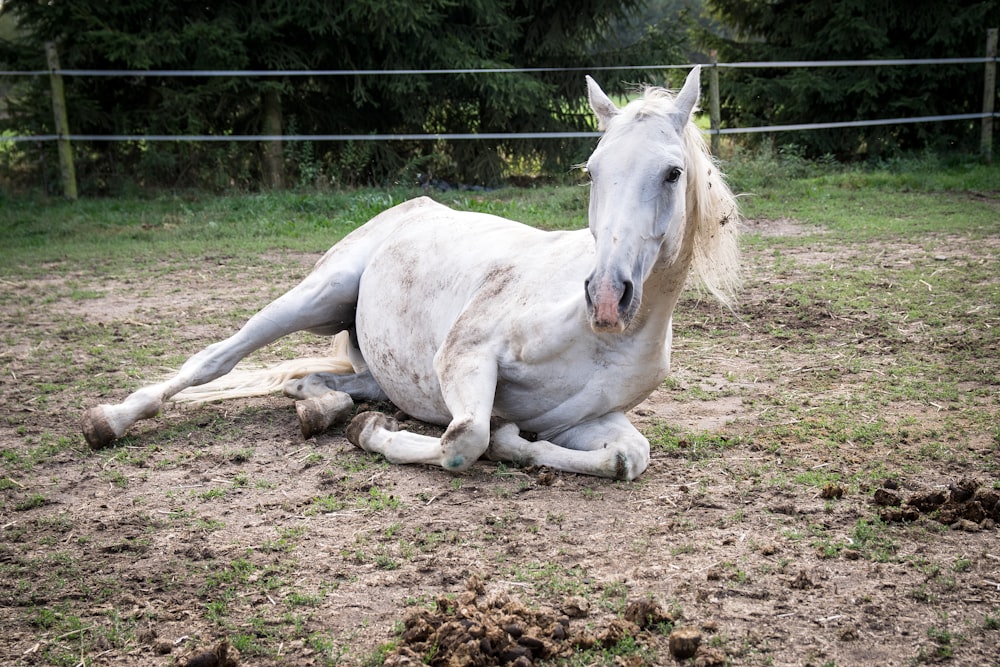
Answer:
[
  {"left": 586, "top": 75, "right": 619, "bottom": 131},
  {"left": 672, "top": 66, "right": 701, "bottom": 127}
]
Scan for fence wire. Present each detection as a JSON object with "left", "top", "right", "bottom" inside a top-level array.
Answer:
[{"left": 2, "top": 57, "right": 997, "bottom": 143}]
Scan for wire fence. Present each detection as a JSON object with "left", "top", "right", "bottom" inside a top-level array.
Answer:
[
  {"left": 2, "top": 56, "right": 997, "bottom": 143},
  {"left": 3, "top": 39, "right": 997, "bottom": 198}
]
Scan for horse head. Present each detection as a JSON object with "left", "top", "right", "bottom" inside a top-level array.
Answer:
[{"left": 583, "top": 67, "right": 702, "bottom": 334}]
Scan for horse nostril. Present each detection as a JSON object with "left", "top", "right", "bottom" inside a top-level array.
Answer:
[
  {"left": 619, "top": 280, "right": 634, "bottom": 309},
  {"left": 584, "top": 279, "right": 594, "bottom": 307}
]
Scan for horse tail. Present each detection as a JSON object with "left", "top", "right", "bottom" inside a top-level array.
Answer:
[{"left": 171, "top": 331, "right": 355, "bottom": 404}]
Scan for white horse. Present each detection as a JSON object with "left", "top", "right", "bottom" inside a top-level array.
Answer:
[{"left": 81, "top": 67, "right": 739, "bottom": 480}]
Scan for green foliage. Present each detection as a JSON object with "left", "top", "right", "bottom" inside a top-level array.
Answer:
[
  {"left": 702, "top": 0, "right": 999, "bottom": 159},
  {"left": 0, "top": 0, "right": 688, "bottom": 192}
]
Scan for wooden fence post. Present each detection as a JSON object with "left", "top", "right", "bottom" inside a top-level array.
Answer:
[
  {"left": 45, "top": 42, "right": 77, "bottom": 200},
  {"left": 708, "top": 50, "right": 721, "bottom": 156},
  {"left": 261, "top": 87, "right": 284, "bottom": 189},
  {"left": 981, "top": 28, "right": 998, "bottom": 164}
]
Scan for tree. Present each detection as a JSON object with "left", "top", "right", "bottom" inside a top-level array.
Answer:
[
  {"left": 0, "top": 0, "right": 691, "bottom": 193},
  {"left": 702, "top": 0, "right": 999, "bottom": 158}
]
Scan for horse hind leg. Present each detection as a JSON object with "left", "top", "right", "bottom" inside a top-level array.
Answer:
[
  {"left": 81, "top": 199, "right": 438, "bottom": 450},
  {"left": 281, "top": 373, "right": 357, "bottom": 439},
  {"left": 82, "top": 267, "right": 362, "bottom": 449}
]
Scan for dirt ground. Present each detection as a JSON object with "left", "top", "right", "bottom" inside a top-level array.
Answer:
[{"left": 1, "top": 216, "right": 998, "bottom": 667}]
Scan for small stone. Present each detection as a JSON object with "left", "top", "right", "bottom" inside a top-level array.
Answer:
[
  {"left": 873, "top": 488, "right": 901, "bottom": 507},
  {"left": 906, "top": 490, "right": 946, "bottom": 511},
  {"left": 950, "top": 519, "right": 980, "bottom": 533},
  {"left": 789, "top": 569, "right": 816, "bottom": 590},
  {"left": 693, "top": 645, "right": 727, "bottom": 667},
  {"left": 820, "top": 483, "right": 845, "bottom": 499},
  {"left": 949, "top": 478, "right": 979, "bottom": 503},
  {"left": 623, "top": 599, "right": 672, "bottom": 629},
  {"left": 668, "top": 627, "right": 702, "bottom": 660},
  {"left": 562, "top": 596, "right": 590, "bottom": 618}
]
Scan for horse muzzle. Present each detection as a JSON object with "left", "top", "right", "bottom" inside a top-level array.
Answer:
[{"left": 585, "top": 276, "right": 636, "bottom": 333}]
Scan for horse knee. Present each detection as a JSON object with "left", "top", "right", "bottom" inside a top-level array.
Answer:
[
  {"left": 441, "top": 417, "right": 489, "bottom": 472},
  {"left": 612, "top": 442, "right": 649, "bottom": 481}
]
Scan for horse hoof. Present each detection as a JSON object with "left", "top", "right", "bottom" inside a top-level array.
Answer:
[
  {"left": 81, "top": 406, "right": 118, "bottom": 450},
  {"left": 295, "top": 391, "right": 354, "bottom": 439},
  {"left": 346, "top": 411, "right": 398, "bottom": 451}
]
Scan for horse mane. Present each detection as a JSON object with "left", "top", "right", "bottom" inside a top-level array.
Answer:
[{"left": 630, "top": 85, "right": 742, "bottom": 309}]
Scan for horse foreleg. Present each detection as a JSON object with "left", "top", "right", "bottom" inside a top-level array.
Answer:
[
  {"left": 346, "top": 347, "right": 498, "bottom": 473},
  {"left": 487, "top": 412, "right": 650, "bottom": 481},
  {"left": 82, "top": 269, "right": 360, "bottom": 449}
]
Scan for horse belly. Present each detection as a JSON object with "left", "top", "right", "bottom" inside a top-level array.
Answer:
[
  {"left": 353, "top": 217, "right": 519, "bottom": 424},
  {"left": 354, "top": 282, "right": 453, "bottom": 424},
  {"left": 495, "top": 351, "right": 668, "bottom": 437}
]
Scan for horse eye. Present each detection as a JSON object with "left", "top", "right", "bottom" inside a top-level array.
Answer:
[{"left": 665, "top": 167, "right": 683, "bottom": 184}]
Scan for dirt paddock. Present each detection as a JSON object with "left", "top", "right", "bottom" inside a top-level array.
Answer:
[{"left": 1, "top": 216, "right": 998, "bottom": 666}]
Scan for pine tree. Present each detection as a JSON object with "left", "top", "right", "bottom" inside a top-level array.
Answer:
[
  {"left": 0, "top": 0, "right": 690, "bottom": 192},
  {"left": 703, "top": 0, "right": 999, "bottom": 158}
]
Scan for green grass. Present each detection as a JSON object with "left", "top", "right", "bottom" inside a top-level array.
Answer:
[{"left": 0, "top": 186, "right": 590, "bottom": 279}]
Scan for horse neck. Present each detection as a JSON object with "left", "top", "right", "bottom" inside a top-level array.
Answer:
[{"left": 633, "top": 222, "right": 698, "bottom": 336}]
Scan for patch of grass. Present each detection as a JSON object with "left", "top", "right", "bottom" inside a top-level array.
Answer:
[
  {"left": 196, "top": 487, "right": 227, "bottom": 501},
  {"left": 646, "top": 421, "right": 741, "bottom": 461},
  {"left": 925, "top": 626, "right": 959, "bottom": 660},
  {"left": 952, "top": 558, "right": 972, "bottom": 573},
  {"left": 310, "top": 494, "right": 347, "bottom": 513},
  {"left": 194, "top": 517, "right": 225, "bottom": 532},
  {"left": 204, "top": 557, "right": 257, "bottom": 590},
  {"left": 225, "top": 446, "right": 255, "bottom": 463},
  {"left": 14, "top": 492, "right": 46, "bottom": 511},
  {"left": 556, "top": 633, "right": 651, "bottom": 666},
  {"left": 308, "top": 631, "right": 350, "bottom": 665},
  {"left": 362, "top": 640, "right": 402, "bottom": 667},
  {"left": 357, "top": 486, "right": 401, "bottom": 512},
  {"left": 509, "top": 561, "right": 591, "bottom": 598},
  {"left": 261, "top": 526, "right": 308, "bottom": 553},
  {"left": 731, "top": 152, "right": 999, "bottom": 239},
  {"left": 850, "top": 517, "right": 898, "bottom": 562},
  {"left": 0, "top": 188, "right": 593, "bottom": 280}
]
